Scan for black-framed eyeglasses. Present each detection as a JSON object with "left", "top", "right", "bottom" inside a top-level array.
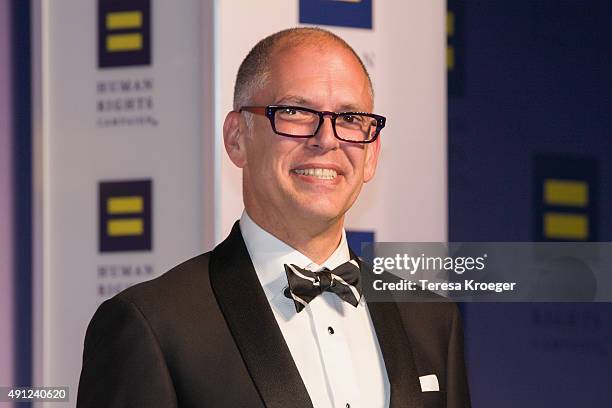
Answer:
[{"left": 239, "top": 105, "right": 386, "bottom": 144}]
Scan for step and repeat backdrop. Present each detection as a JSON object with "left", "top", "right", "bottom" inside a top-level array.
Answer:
[
  {"left": 27, "top": 0, "right": 446, "bottom": 405},
  {"left": 447, "top": 1, "right": 612, "bottom": 407},
  {"left": 31, "top": 0, "right": 215, "bottom": 404}
]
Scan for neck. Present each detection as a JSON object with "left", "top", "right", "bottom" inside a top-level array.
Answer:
[{"left": 245, "top": 209, "right": 344, "bottom": 264}]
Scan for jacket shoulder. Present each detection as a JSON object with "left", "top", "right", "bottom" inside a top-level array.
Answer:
[
  {"left": 116, "top": 251, "right": 212, "bottom": 307},
  {"left": 82, "top": 251, "right": 217, "bottom": 358}
]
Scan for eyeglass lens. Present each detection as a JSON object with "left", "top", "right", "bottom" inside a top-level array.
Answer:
[{"left": 274, "top": 107, "right": 377, "bottom": 142}]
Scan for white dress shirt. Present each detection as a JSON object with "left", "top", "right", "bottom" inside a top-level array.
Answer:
[{"left": 240, "top": 211, "right": 390, "bottom": 408}]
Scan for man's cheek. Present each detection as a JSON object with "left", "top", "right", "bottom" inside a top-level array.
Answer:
[{"left": 363, "top": 153, "right": 378, "bottom": 182}]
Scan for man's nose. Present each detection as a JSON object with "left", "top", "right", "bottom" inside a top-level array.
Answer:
[{"left": 306, "top": 116, "right": 340, "bottom": 151}]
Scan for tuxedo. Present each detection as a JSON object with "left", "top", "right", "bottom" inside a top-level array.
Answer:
[{"left": 77, "top": 222, "right": 471, "bottom": 407}]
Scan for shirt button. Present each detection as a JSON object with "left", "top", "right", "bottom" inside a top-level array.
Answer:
[{"left": 327, "top": 326, "right": 334, "bottom": 335}]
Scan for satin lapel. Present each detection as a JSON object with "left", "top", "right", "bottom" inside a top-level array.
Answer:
[
  {"left": 210, "top": 222, "right": 313, "bottom": 408},
  {"left": 355, "top": 255, "right": 424, "bottom": 408}
]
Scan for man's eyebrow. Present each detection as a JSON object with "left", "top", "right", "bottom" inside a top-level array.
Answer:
[
  {"left": 337, "top": 103, "right": 363, "bottom": 112},
  {"left": 274, "top": 96, "right": 365, "bottom": 112},
  {"left": 274, "top": 95, "right": 310, "bottom": 105}
]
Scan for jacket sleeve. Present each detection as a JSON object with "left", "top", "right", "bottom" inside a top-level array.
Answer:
[
  {"left": 77, "top": 296, "right": 178, "bottom": 408},
  {"left": 446, "top": 304, "right": 472, "bottom": 408}
]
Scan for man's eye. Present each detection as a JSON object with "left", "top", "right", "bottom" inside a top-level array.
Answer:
[
  {"left": 283, "top": 108, "right": 298, "bottom": 115},
  {"left": 342, "top": 114, "right": 359, "bottom": 123}
]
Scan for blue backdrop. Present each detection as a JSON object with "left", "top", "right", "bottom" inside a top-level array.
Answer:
[{"left": 448, "top": 1, "right": 611, "bottom": 407}]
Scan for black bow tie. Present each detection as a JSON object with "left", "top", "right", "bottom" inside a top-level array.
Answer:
[{"left": 283, "top": 259, "right": 363, "bottom": 313}]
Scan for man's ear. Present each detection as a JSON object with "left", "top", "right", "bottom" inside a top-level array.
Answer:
[
  {"left": 363, "top": 134, "right": 381, "bottom": 183},
  {"left": 223, "top": 111, "right": 247, "bottom": 168}
]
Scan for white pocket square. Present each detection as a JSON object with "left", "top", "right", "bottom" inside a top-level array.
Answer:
[{"left": 419, "top": 374, "right": 440, "bottom": 392}]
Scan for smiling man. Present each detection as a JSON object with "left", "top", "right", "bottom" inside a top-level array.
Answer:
[
  {"left": 77, "top": 28, "right": 471, "bottom": 408},
  {"left": 225, "top": 30, "right": 380, "bottom": 265}
]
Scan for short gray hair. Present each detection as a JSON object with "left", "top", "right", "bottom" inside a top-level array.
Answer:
[{"left": 233, "top": 27, "right": 373, "bottom": 111}]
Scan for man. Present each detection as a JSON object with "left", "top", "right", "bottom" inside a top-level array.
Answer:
[{"left": 77, "top": 27, "right": 471, "bottom": 408}]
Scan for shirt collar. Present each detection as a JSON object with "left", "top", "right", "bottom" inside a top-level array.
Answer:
[{"left": 239, "top": 211, "right": 350, "bottom": 307}]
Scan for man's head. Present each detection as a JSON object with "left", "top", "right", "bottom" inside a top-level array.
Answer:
[
  {"left": 223, "top": 27, "right": 382, "bottom": 239},
  {"left": 232, "top": 28, "right": 373, "bottom": 112}
]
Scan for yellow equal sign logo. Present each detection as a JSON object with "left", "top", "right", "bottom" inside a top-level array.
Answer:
[
  {"left": 543, "top": 178, "right": 589, "bottom": 240},
  {"left": 447, "top": 0, "right": 463, "bottom": 96},
  {"left": 106, "top": 196, "right": 144, "bottom": 237},
  {"left": 105, "top": 11, "right": 143, "bottom": 52},
  {"left": 98, "top": 0, "right": 151, "bottom": 68},
  {"left": 447, "top": 11, "right": 455, "bottom": 71},
  {"left": 99, "top": 180, "right": 152, "bottom": 252}
]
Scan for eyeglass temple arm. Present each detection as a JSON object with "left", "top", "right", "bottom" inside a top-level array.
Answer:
[{"left": 238, "top": 106, "right": 267, "bottom": 116}]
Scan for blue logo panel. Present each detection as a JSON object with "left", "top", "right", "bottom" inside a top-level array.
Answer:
[
  {"left": 99, "top": 179, "right": 152, "bottom": 252},
  {"left": 346, "top": 229, "right": 375, "bottom": 257},
  {"left": 98, "top": 0, "right": 151, "bottom": 68},
  {"left": 299, "top": 0, "right": 373, "bottom": 29}
]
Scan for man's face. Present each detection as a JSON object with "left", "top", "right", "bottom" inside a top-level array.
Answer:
[{"left": 231, "top": 41, "right": 380, "bottom": 229}]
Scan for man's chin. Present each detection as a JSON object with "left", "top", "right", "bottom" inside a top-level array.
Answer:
[{"left": 291, "top": 202, "right": 346, "bottom": 226}]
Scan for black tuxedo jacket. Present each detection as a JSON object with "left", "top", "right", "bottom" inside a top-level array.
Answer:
[{"left": 77, "top": 222, "right": 471, "bottom": 407}]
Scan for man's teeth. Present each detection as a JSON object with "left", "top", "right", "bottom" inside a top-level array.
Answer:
[{"left": 292, "top": 168, "right": 338, "bottom": 179}]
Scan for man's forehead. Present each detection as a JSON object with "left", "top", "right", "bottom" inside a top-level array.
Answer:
[
  {"left": 263, "top": 42, "right": 371, "bottom": 108},
  {"left": 271, "top": 33, "right": 339, "bottom": 54},
  {"left": 270, "top": 38, "right": 356, "bottom": 67}
]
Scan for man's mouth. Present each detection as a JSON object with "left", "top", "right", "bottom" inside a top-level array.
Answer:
[{"left": 291, "top": 168, "right": 338, "bottom": 180}]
